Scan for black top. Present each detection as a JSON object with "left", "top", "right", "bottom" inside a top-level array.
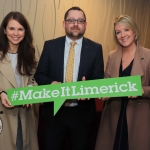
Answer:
[{"left": 113, "top": 59, "right": 134, "bottom": 150}]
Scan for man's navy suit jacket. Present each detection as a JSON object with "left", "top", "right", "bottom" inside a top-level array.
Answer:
[{"left": 34, "top": 36, "right": 104, "bottom": 125}]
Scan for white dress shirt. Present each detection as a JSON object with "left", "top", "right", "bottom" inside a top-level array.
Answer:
[{"left": 63, "top": 36, "right": 83, "bottom": 106}]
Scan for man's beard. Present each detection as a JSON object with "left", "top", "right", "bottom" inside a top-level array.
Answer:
[
  {"left": 66, "top": 28, "right": 85, "bottom": 39},
  {"left": 67, "top": 32, "right": 83, "bottom": 39}
]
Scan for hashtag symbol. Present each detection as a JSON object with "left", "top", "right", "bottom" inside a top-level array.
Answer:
[{"left": 11, "top": 91, "right": 19, "bottom": 101}]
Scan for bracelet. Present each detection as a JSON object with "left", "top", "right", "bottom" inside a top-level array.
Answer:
[{"left": 0, "top": 91, "right": 7, "bottom": 95}]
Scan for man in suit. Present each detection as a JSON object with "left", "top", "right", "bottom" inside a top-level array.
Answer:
[{"left": 34, "top": 6, "right": 104, "bottom": 150}]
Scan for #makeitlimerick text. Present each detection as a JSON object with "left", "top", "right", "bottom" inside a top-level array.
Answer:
[{"left": 11, "top": 81, "right": 138, "bottom": 101}]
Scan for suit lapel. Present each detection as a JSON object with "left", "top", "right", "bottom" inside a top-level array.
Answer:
[
  {"left": 78, "top": 38, "right": 90, "bottom": 80},
  {"left": 0, "top": 55, "right": 18, "bottom": 87},
  {"left": 131, "top": 44, "right": 144, "bottom": 76}
]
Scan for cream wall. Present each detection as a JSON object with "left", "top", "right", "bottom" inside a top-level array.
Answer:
[{"left": 0, "top": 0, "right": 150, "bottom": 65}]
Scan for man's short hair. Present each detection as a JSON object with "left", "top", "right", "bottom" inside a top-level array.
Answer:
[{"left": 64, "top": 6, "right": 86, "bottom": 21}]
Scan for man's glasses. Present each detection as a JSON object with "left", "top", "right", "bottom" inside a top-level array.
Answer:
[{"left": 65, "top": 19, "right": 86, "bottom": 24}]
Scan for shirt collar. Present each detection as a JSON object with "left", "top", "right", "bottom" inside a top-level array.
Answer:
[{"left": 66, "top": 36, "right": 83, "bottom": 45}]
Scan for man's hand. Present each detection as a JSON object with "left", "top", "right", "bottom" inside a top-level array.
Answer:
[
  {"left": 98, "top": 97, "right": 110, "bottom": 101},
  {"left": 51, "top": 81, "right": 61, "bottom": 84},
  {"left": 78, "top": 76, "right": 90, "bottom": 101}
]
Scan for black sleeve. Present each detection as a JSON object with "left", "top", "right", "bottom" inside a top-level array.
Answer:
[
  {"left": 34, "top": 41, "right": 53, "bottom": 85},
  {"left": 91, "top": 44, "right": 104, "bottom": 80}
]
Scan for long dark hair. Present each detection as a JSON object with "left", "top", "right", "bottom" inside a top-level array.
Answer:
[{"left": 0, "top": 11, "right": 37, "bottom": 76}]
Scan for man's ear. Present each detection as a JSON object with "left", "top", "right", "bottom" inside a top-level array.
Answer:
[{"left": 62, "top": 21, "right": 65, "bottom": 29}]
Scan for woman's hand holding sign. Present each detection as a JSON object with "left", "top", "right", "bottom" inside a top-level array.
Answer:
[
  {"left": 0, "top": 92, "right": 13, "bottom": 108},
  {"left": 99, "top": 89, "right": 144, "bottom": 100}
]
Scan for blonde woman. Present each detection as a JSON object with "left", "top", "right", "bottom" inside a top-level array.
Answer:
[{"left": 95, "top": 15, "right": 150, "bottom": 150}]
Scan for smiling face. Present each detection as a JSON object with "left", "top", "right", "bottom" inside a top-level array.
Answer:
[
  {"left": 4, "top": 19, "right": 25, "bottom": 49},
  {"left": 63, "top": 10, "right": 87, "bottom": 40},
  {"left": 114, "top": 23, "right": 136, "bottom": 48}
]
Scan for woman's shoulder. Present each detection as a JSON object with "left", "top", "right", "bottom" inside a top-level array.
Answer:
[
  {"left": 108, "top": 49, "right": 118, "bottom": 58},
  {"left": 139, "top": 45, "right": 150, "bottom": 56},
  {"left": 140, "top": 46, "right": 150, "bottom": 53}
]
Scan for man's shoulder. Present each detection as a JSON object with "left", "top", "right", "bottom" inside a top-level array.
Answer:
[
  {"left": 45, "top": 36, "right": 65, "bottom": 45},
  {"left": 83, "top": 37, "right": 102, "bottom": 47}
]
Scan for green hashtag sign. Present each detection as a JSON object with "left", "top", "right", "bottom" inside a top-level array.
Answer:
[{"left": 7, "top": 76, "right": 142, "bottom": 115}]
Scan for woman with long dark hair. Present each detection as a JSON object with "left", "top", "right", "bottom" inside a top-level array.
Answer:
[{"left": 0, "top": 11, "right": 39, "bottom": 150}]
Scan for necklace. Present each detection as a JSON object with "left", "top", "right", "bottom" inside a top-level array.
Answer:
[
  {"left": 7, "top": 51, "right": 18, "bottom": 54},
  {"left": 7, "top": 52, "right": 17, "bottom": 63}
]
